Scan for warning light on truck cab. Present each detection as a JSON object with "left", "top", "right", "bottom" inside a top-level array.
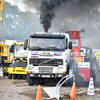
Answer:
[
  {"left": 69, "top": 31, "right": 80, "bottom": 38},
  {"left": 65, "top": 31, "right": 80, "bottom": 39}
]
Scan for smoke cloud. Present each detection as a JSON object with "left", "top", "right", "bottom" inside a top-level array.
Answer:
[
  {"left": 6, "top": 0, "right": 100, "bottom": 48},
  {"left": 40, "top": 0, "right": 66, "bottom": 31}
]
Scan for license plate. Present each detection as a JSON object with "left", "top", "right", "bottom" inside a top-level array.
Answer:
[
  {"left": 42, "top": 75, "right": 50, "bottom": 77},
  {"left": 30, "top": 74, "right": 34, "bottom": 76}
]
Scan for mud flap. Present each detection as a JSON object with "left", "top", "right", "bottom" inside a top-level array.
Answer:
[{"left": 75, "top": 62, "right": 90, "bottom": 87}]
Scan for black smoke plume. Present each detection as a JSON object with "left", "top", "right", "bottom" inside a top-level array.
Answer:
[
  {"left": 8, "top": 0, "right": 100, "bottom": 48},
  {"left": 9, "top": 0, "right": 66, "bottom": 31},
  {"left": 40, "top": 0, "right": 66, "bottom": 32}
]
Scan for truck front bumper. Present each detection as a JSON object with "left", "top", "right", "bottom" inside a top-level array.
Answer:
[{"left": 28, "top": 73, "right": 66, "bottom": 78}]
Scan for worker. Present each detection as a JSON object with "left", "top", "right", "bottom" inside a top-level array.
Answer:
[
  {"left": 58, "top": 40, "right": 64, "bottom": 48},
  {"left": 0, "top": 55, "right": 4, "bottom": 68},
  {"left": 37, "top": 39, "right": 46, "bottom": 47}
]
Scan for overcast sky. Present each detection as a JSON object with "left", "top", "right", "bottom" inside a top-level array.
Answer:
[
  {"left": 5, "top": 0, "right": 37, "bottom": 12},
  {"left": 5, "top": 0, "right": 28, "bottom": 12}
]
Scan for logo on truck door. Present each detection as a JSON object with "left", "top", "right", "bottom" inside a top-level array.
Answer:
[{"left": 54, "top": 52, "right": 62, "bottom": 56}]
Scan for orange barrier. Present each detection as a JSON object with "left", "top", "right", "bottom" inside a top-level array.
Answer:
[
  {"left": 36, "top": 85, "right": 42, "bottom": 100},
  {"left": 70, "top": 82, "right": 76, "bottom": 99}
]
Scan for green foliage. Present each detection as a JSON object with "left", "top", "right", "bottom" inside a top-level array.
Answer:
[{"left": 2, "top": 2, "right": 43, "bottom": 41}]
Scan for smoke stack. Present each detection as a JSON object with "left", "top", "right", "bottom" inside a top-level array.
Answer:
[
  {"left": 44, "top": 26, "right": 48, "bottom": 32},
  {"left": 44, "top": 28, "right": 48, "bottom": 32}
]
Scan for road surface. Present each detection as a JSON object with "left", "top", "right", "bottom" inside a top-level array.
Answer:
[{"left": 0, "top": 77, "right": 100, "bottom": 100}]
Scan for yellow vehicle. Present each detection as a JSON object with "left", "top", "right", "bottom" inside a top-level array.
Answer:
[
  {"left": 8, "top": 42, "right": 27, "bottom": 79},
  {"left": 94, "top": 50, "right": 100, "bottom": 72},
  {"left": 0, "top": 0, "right": 14, "bottom": 75}
]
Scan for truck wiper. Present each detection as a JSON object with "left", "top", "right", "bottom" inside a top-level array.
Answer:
[
  {"left": 30, "top": 46, "right": 43, "bottom": 50},
  {"left": 44, "top": 47, "right": 61, "bottom": 51}
]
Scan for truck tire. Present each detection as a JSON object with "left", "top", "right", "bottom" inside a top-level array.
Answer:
[
  {"left": 91, "top": 59, "right": 96, "bottom": 86},
  {"left": 28, "top": 77, "right": 34, "bottom": 86},
  {"left": 26, "top": 73, "right": 29, "bottom": 82},
  {"left": 67, "top": 60, "right": 75, "bottom": 86},
  {"left": 22, "top": 75, "right": 26, "bottom": 80},
  {"left": 8, "top": 74, "right": 12, "bottom": 79},
  {"left": 13, "top": 75, "right": 17, "bottom": 79},
  {"left": 17, "top": 75, "right": 21, "bottom": 79}
]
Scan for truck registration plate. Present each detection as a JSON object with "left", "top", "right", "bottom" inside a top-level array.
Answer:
[
  {"left": 30, "top": 74, "right": 34, "bottom": 76},
  {"left": 42, "top": 75, "right": 50, "bottom": 77}
]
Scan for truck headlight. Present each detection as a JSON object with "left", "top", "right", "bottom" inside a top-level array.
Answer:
[
  {"left": 28, "top": 67, "right": 34, "bottom": 70},
  {"left": 58, "top": 67, "right": 64, "bottom": 73}
]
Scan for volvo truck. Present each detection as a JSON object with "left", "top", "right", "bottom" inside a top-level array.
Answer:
[{"left": 24, "top": 32, "right": 72, "bottom": 86}]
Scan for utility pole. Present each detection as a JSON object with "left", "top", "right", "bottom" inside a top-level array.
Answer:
[{"left": 0, "top": 0, "right": 5, "bottom": 44}]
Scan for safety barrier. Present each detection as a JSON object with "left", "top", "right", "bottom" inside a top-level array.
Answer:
[{"left": 42, "top": 74, "right": 74, "bottom": 100}]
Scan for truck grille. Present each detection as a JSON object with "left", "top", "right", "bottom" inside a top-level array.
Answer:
[
  {"left": 39, "top": 67, "right": 53, "bottom": 73},
  {"left": 29, "top": 58, "right": 63, "bottom": 66}
]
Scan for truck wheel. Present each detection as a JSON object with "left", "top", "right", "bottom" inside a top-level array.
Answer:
[
  {"left": 28, "top": 78, "right": 34, "bottom": 86},
  {"left": 26, "top": 73, "right": 29, "bottom": 82},
  {"left": 8, "top": 74, "right": 12, "bottom": 79},
  {"left": 13, "top": 75, "right": 17, "bottom": 79},
  {"left": 22, "top": 75, "right": 26, "bottom": 80},
  {"left": 17, "top": 75, "right": 21, "bottom": 79},
  {"left": 62, "top": 79, "right": 67, "bottom": 87},
  {"left": 91, "top": 60, "right": 96, "bottom": 86}
]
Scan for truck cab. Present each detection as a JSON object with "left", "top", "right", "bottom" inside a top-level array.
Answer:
[
  {"left": 8, "top": 42, "right": 27, "bottom": 79},
  {"left": 65, "top": 31, "right": 82, "bottom": 56},
  {"left": 80, "top": 46, "right": 93, "bottom": 62},
  {"left": 24, "top": 32, "right": 72, "bottom": 86}
]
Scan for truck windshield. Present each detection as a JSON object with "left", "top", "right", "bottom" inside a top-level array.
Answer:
[
  {"left": 70, "top": 39, "right": 79, "bottom": 47},
  {"left": 14, "top": 45, "right": 27, "bottom": 57},
  {"left": 80, "top": 48, "right": 86, "bottom": 56},
  {"left": 29, "top": 37, "right": 65, "bottom": 51}
]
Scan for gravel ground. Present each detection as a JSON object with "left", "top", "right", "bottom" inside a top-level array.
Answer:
[{"left": 0, "top": 77, "right": 100, "bottom": 100}]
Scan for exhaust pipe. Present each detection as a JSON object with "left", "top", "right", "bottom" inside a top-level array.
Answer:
[{"left": 44, "top": 26, "right": 48, "bottom": 32}]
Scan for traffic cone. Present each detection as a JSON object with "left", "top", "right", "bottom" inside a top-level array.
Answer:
[
  {"left": 87, "top": 77, "right": 95, "bottom": 95},
  {"left": 36, "top": 85, "right": 42, "bottom": 100},
  {"left": 70, "top": 82, "right": 76, "bottom": 99}
]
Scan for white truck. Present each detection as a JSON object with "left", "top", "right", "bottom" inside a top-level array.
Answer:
[{"left": 24, "top": 32, "right": 72, "bottom": 86}]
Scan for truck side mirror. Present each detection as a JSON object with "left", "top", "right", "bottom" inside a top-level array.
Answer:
[
  {"left": 24, "top": 39, "right": 28, "bottom": 50},
  {"left": 69, "top": 41, "right": 72, "bottom": 49},
  {"left": 10, "top": 45, "right": 14, "bottom": 52},
  {"left": 80, "top": 50, "right": 84, "bottom": 52}
]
